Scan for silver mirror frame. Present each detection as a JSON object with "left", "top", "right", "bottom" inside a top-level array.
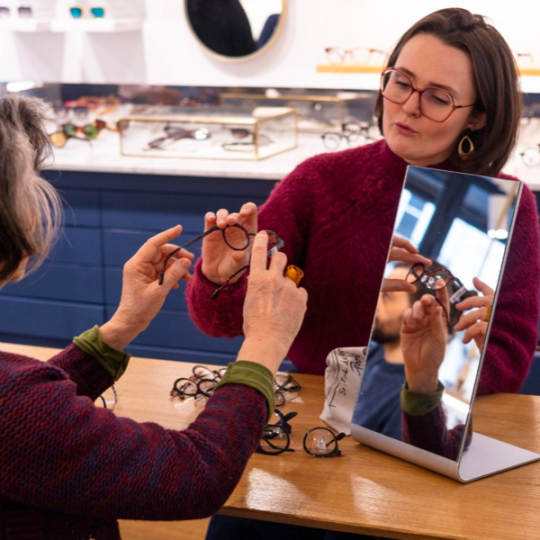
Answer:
[
  {"left": 185, "top": 0, "right": 288, "bottom": 63},
  {"left": 351, "top": 166, "right": 540, "bottom": 483}
]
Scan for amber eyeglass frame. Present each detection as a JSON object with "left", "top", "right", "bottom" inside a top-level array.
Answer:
[{"left": 380, "top": 68, "right": 476, "bottom": 123}]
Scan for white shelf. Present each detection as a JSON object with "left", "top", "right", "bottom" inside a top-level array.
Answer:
[
  {"left": 0, "top": 18, "right": 52, "bottom": 32},
  {"left": 51, "top": 18, "right": 142, "bottom": 33}
]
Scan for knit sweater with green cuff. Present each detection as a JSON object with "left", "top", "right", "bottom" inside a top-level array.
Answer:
[{"left": 0, "top": 327, "right": 275, "bottom": 540}]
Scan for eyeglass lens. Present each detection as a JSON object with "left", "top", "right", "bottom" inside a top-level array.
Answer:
[{"left": 382, "top": 69, "right": 455, "bottom": 122}]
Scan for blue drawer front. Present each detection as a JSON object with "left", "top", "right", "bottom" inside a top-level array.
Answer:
[
  {"left": 0, "top": 296, "right": 105, "bottom": 340},
  {"left": 105, "top": 268, "right": 187, "bottom": 311},
  {"left": 51, "top": 227, "right": 103, "bottom": 266},
  {"left": 106, "top": 307, "right": 243, "bottom": 354},
  {"left": 1, "top": 263, "right": 104, "bottom": 304},
  {"left": 124, "top": 344, "right": 236, "bottom": 366},
  {"left": 58, "top": 189, "right": 101, "bottom": 227},
  {"left": 102, "top": 192, "right": 266, "bottom": 233},
  {"left": 103, "top": 230, "right": 198, "bottom": 268}
]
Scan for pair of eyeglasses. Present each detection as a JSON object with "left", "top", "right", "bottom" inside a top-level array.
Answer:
[
  {"left": 274, "top": 374, "right": 302, "bottom": 407},
  {"left": 325, "top": 47, "right": 386, "bottom": 65},
  {"left": 96, "top": 385, "right": 118, "bottom": 409},
  {"left": 50, "top": 120, "right": 107, "bottom": 148},
  {"left": 380, "top": 68, "right": 476, "bottom": 123},
  {"left": 321, "top": 121, "right": 376, "bottom": 151},
  {"left": 0, "top": 6, "right": 32, "bottom": 17},
  {"left": 406, "top": 263, "right": 474, "bottom": 335},
  {"left": 257, "top": 410, "right": 346, "bottom": 458},
  {"left": 159, "top": 223, "right": 283, "bottom": 298},
  {"left": 520, "top": 144, "right": 540, "bottom": 167},
  {"left": 146, "top": 126, "right": 211, "bottom": 150},
  {"left": 221, "top": 133, "right": 274, "bottom": 152},
  {"left": 70, "top": 6, "right": 106, "bottom": 19},
  {"left": 170, "top": 364, "right": 227, "bottom": 398},
  {"left": 171, "top": 377, "right": 217, "bottom": 401}
]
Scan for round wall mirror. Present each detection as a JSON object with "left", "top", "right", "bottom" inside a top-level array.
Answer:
[{"left": 186, "top": 0, "right": 287, "bottom": 62}]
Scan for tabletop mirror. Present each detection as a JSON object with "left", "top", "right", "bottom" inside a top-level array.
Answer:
[
  {"left": 351, "top": 166, "right": 540, "bottom": 483},
  {"left": 185, "top": 0, "right": 287, "bottom": 62}
]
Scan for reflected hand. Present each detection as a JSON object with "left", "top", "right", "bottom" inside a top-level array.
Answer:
[
  {"left": 383, "top": 236, "right": 432, "bottom": 293},
  {"left": 401, "top": 293, "right": 447, "bottom": 394},
  {"left": 454, "top": 277, "right": 494, "bottom": 350},
  {"left": 201, "top": 202, "right": 258, "bottom": 285},
  {"left": 101, "top": 225, "right": 194, "bottom": 350}
]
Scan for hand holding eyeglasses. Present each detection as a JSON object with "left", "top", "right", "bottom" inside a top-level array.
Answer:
[
  {"left": 453, "top": 277, "right": 494, "bottom": 351},
  {"left": 201, "top": 202, "right": 259, "bottom": 285},
  {"left": 100, "top": 225, "right": 194, "bottom": 350},
  {"left": 401, "top": 285, "right": 449, "bottom": 394}
]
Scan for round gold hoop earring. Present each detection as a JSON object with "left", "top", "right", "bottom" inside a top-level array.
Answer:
[{"left": 458, "top": 133, "right": 475, "bottom": 160}]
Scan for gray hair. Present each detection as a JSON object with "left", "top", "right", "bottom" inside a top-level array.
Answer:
[{"left": 0, "top": 95, "right": 62, "bottom": 283}]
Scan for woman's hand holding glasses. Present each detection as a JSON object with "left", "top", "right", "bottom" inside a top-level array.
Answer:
[{"left": 201, "top": 202, "right": 259, "bottom": 286}]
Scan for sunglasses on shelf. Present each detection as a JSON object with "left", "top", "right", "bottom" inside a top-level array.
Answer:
[
  {"left": 50, "top": 120, "right": 108, "bottom": 148},
  {"left": 70, "top": 6, "right": 106, "bottom": 19}
]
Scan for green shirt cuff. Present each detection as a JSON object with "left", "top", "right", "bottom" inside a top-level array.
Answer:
[
  {"left": 73, "top": 326, "right": 131, "bottom": 382},
  {"left": 214, "top": 361, "right": 275, "bottom": 422},
  {"left": 401, "top": 380, "right": 445, "bottom": 416}
]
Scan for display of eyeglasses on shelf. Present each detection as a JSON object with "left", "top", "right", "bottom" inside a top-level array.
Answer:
[
  {"left": 117, "top": 107, "right": 298, "bottom": 161},
  {"left": 317, "top": 46, "right": 388, "bottom": 74},
  {"left": 220, "top": 92, "right": 375, "bottom": 133}
]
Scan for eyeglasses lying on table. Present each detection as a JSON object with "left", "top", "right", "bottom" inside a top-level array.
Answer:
[
  {"left": 257, "top": 409, "right": 346, "bottom": 458},
  {"left": 146, "top": 126, "right": 211, "bottom": 150},
  {"left": 406, "top": 263, "right": 475, "bottom": 335},
  {"left": 274, "top": 373, "right": 302, "bottom": 407},
  {"left": 158, "top": 224, "right": 284, "bottom": 300},
  {"left": 96, "top": 385, "right": 118, "bottom": 410},
  {"left": 520, "top": 144, "right": 540, "bottom": 167},
  {"left": 0, "top": 6, "right": 32, "bottom": 17},
  {"left": 170, "top": 364, "right": 227, "bottom": 399}
]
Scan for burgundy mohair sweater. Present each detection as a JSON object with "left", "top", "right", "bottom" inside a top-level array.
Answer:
[
  {"left": 187, "top": 139, "right": 540, "bottom": 394},
  {"left": 0, "top": 345, "right": 267, "bottom": 540}
]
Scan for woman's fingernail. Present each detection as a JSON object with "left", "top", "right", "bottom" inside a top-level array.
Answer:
[{"left": 181, "top": 260, "right": 191, "bottom": 268}]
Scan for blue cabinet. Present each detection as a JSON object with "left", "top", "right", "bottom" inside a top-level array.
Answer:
[{"left": 0, "top": 171, "right": 275, "bottom": 365}]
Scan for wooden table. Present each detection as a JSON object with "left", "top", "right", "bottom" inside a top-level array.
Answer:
[{"left": 3, "top": 343, "right": 540, "bottom": 540}]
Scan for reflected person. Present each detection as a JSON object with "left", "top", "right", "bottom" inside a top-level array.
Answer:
[{"left": 187, "top": 0, "right": 257, "bottom": 57}]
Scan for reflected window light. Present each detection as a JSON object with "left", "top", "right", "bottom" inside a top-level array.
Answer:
[{"left": 488, "top": 229, "right": 509, "bottom": 240}]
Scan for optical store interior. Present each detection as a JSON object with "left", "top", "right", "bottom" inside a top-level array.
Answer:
[{"left": 1, "top": 1, "right": 540, "bottom": 539}]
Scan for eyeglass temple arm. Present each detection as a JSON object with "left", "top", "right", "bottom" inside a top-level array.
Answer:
[
  {"left": 159, "top": 226, "right": 221, "bottom": 285},
  {"left": 210, "top": 264, "right": 249, "bottom": 300}
]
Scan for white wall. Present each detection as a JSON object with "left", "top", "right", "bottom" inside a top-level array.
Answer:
[{"left": 1, "top": 0, "right": 539, "bottom": 92}]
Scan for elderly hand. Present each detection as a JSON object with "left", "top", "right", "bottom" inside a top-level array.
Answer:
[
  {"left": 201, "top": 202, "right": 258, "bottom": 285},
  {"left": 401, "top": 285, "right": 448, "bottom": 394},
  {"left": 100, "top": 225, "right": 194, "bottom": 350},
  {"left": 383, "top": 236, "right": 432, "bottom": 293},
  {"left": 238, "top": 231, "right": 308, "bottom": 374},
  {"left": 454, "top": 277, "right": 494, "bottom": 351}
]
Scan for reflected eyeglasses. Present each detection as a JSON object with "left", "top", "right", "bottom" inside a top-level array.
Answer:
[
  {"left": 257, "top": 410, "right": 346, "bottom": 458},
  {"left": 380, "top": 68, "right": 476, "bottom": 123},
  {"left": 406, "top": 263, "right": 474, "bottom": 335}
]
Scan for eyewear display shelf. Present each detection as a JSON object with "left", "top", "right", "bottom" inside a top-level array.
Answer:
[
  {"left": 0, "top": 18, "right": 142, "bottom": 33},
  {"left": 316, "top": 64, "right": 540, "bottom": 93},
  {"left": 0, "top": 170, "right": 276, "bottom": 365}
]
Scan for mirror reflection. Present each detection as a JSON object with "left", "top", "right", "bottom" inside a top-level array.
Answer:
[
  {"left": 186, "top": 0, "right": 285, "bottom": 59},
  {"left": 353, "top": 166, "right": 521, "bottom": 461}
]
